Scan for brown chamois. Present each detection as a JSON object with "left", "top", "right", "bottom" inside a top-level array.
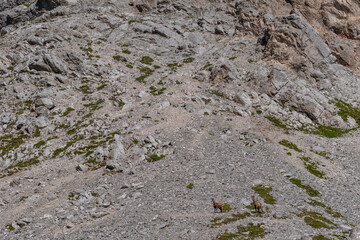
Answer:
[
  {"left": 251, "top": 196, "right": 264, "bottom": 213},
  {"left": 211, "top": 198, "right": 223, "bottom": 213}
]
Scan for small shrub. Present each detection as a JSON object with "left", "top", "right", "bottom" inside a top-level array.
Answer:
[{"left": 186, "top": 183, "right": 194, "bottom": 189}]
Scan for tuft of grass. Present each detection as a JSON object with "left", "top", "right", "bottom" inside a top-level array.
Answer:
[
  {"left": 34, "top": 140, "right": 46, "bottom": 149},
  {"left": 313, "top": 235, "right": 331, "bottom": 240},
  {"left": 136, "top": 67, "right": 154, "bottom": 83},
  {"left": 5, "top": 224, "right": 15, "bottom": 231},
  {"left": 304, "top": 216, "right": 333, "bottom": 229},
  {"left": 307, "top": 199, "right": 343, "bottom": 218},
  {"left": 222, "top": 203, "right": 232, "bottom": 213},
  {"left": 265, "top": 116, "right": 288, "bottom": 129},
  {"left": 140, "top": 56, "right": 154, "bottom": 65},
  {"left": 252, "top": 185, "right": 276, "bottom": 205},
  {"left": 113, "top": 55, "right": 125, "bottom": 62},
  {"left": 62, "top": 107, "right": 75, "bottom": 117},
  {"left": 146, "top": 154, "right": 166, "bottom": 162},
  {"left": 183, "top": 57, "right": 194, "bottom": 63},
  {"left": 122, "top": 49, "right": 131, "bottom": 54},
  {"left": 186, "top": 183, "right": 194, "bottom": 190},
  {"left": 334, "top": 99, "right": 360, "bottom": 124},
  {"left": 83, "top": 99, "right": 104, "bottom": 111},
  {"left": 312, "top": 124, "right": 350, "bottom": 138},
  {"left": 80, "top": 85, "right": 93, "bottom": 94},
  {"left": 279, "top": 140, "right": 302, "bottom": 152},
  {"left": 149, "top": 86, "right": 166, "bottom": 96},
  {"left": 211, "top": 212, "right": 251, "bottom": 227},
  {"left": 214, "top": 223, "right": 267, "bottom": 240},
  {"left": 289, "top": 178, "right": 321, "bottom": 197},
  {"left": 299, "top": 156, "right": 325, "bottom": 179},
  {"left": 6, "top": 157, "right": 39, "bottom": 171}
]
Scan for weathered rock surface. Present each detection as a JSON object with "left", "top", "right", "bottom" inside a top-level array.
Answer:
[{"left": 0, "top": 0, "right": 359, "bottom": 239}]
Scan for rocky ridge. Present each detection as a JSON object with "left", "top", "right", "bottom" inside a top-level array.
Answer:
[{"left": 0, "top": 0, "right": 360, "bottom": 239}]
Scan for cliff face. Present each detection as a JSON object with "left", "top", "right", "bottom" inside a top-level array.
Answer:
[{"left": 0, "top": 0, "right": 360, "bottom": 239}]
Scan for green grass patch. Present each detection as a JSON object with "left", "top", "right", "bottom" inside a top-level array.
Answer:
[
  {"left": 252, "top": 185, "right": 276, "bottom": 205},
  {"left": 334, "top": 99, "right": 360, "bottom": 124},
  {"left": 83, "top": 99, "right": 104, "bottom": 111},
  {"left": 313, "top": 235, "right": 331, "bottom": 240},
  {"left": 84, "top": 158, "right": 106, "bottom": 170},
  {"left": 34, "top": 140, "right": 46, "bottom": 149},
  {"left": 113, "top": 55, "right": 125, "bottom": 62},
  {"left": 146, "top": 154, "right": 166, "bottom": 162},
  {"left": 211, "top": 212, "right": 251, "bottom": 228},
  {"left": 279, "top": 140, "right": 302, "bottom": 152},
  {"left": 97, "top": 83, "right": 107, "bottom": 91},
  {"left": 265, "top": 116, "right": 288, "bottom": 129},
  {"left": 214, "top": 223, "right": 267, "bottom": 240},
  {"left": 62, "top": 107, "right": 75, "bottom": 117},
  {"left": 80, "top": 85, "right": 93, "bottom": 94},
  {"left": 109, "top": 96, "right": 125, "bottom": 108},
  {"left": 299, "top": 157, "right": 325, "bottom": 179},
  {"left": 186, "top": 183, "right": 194, "bottom": 190},
  {"left": 289, "top": 178, "right": 321, "bottom": 197},
  {"left": 183, "top": 57, "right": 194, "bottom": 63},
  {"left": 140, "top": 56, "right": 154, "bottom": 65},
  {"left": 0, "top": 134, "right": 27, "bottom": 158},
  {"left": 312, "top": 124, "right": 350, "bottom": 138},
  {"left": 5, "top": 224, "right": 15, "bottom": 231},
  {"left": 5, "top": 157, "right": 39, "bottom": 171},
  {"left": 222, "top": 203, "right": 232, "bottom": 213},
  {"left": 122, "top": 49, "right": 131, "bottom": 54},
  {"left": 167, "top": 62, "right": 181, "bottom": 72},
  {"left": 149, "top": 86, "right": 166, "bottom": 96},
  {"left": 136, "top": 67, "right": 154, "bottom": 83}
]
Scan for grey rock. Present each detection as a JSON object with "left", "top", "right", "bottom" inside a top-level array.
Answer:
[
  {"left": 76, "top": 164, "right": 89, "bottom": 172},
  {"left": 183, "top": 103, "right": 196, "bottom": 113}
]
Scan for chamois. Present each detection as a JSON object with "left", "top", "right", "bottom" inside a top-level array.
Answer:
[
  {"left": 211, "top": 198, "right": 223, "bottom": 213},
  {"left": 251, "top": 196, "right": 263, "bottom": 213}
]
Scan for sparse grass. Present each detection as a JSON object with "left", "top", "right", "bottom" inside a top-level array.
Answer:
[
  {"left": 167, "top": 62, "right": 181, "bottom": 72},
  {"left": 84, "top": 158, "right": 106, "bottom": 170},
  {"left": 5, "top": 157, "right": 39, "bottom": 171},
  {"left": 149, "top": 86, "right": 166, "bottom": 95},
  {"left": 122, "top": 49, "right": 131, "bottom": 54},
  {"left": 265, "top": 116, "right": 288, "bottom": 129},
  {"left": 146, "top": 154, "right": 166, "bottom": 162},
  {"left": 186, "top": 183, "right": 194, "bottom": 189},
  {"left": 252, "top": 185, "right": 276, "bottom": 205},
  {"left": 183, "top": 57, "right": 194, "bottom": 63},
  {"left": 0, "top": 134, "right": 27, "bottom": 158},
  {"left": 312, "top": 125, "right": 350, "bottom": 138},
  {"left": 210, "top": 212, "right": 251, "bottom": 227},
  {"left": 34, "top": 140, "right": 46, "bottom": 149},
  {"left": 80, "top": 85, "right": 93, "bottom": 94},
  {"left": 334, "top": 99, "right": 360, "bottom": 124},
  {"left": 83, "top": 99, "right": 104, "bottom": 111},
  {"left": 109, "top": 96, "right": 125, "bottom": 108},
  {"left": 299, "top": 157, "right": 325, "bottom": 179},
  {"left": 62, "top": 107, "right": 75, "bottom": 116},
  {"left": 113, "top": 55, "right": 125, "bottom": 62},
  {"left": 5, "top": 224, "right": 15, "bottom": 231},
  {"left": 222, "top": 203, "right": 232, "bottom": 213},
  {"left": 140, "top": 56, "right": 154, "bottom": 65},
  {"left": 313, "top": 235, "right": 331, "bottom": 240},
  {"left": 307, "top": 199, "right": 343, "bottom": 218},
  {"left": 97, "top": 83, "right": 107, "bottom": 90},
  {"left": 290, "top": 178, "right": 321, "bottom": 197},
  {"left": 279, "top": 140, "right": 302, "bottom": 152},
  {"left": 304, "top": 216, "right": 334, "bottom": 229},
  {"left": 136, "top": 67, "right": 154, "bottom": 83},
  {"left": 202, "top": 63, "right": 212, "bottom": 70},
  {"left": 214, "top": 223, "right": 267, "bottom": 240}
]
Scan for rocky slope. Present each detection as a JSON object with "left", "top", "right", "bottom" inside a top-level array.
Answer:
[{"left": 0, "top": 0, "right": 360, "bottom": 239}]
